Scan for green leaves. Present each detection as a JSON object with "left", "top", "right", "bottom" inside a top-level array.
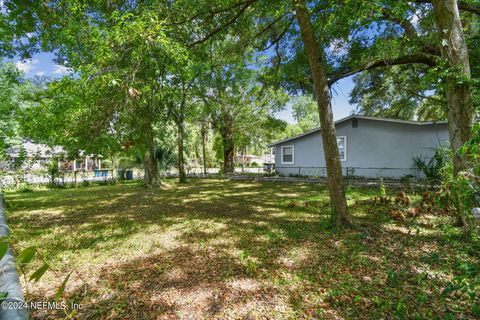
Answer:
[
  {"left": 17, "top": 246, "right": 51, "bottom": 283},
  {"left": 55, "top": 271, "right": 72, "bottom": 301},
  {"left": 291, "top": 94, "right": 319, "bottom": 131},
  {"left": 16, "top": 246, "right": 36, "bottom": 265},
  {"left": 29, "top": 263, "right": 49, "bottom": 282}
]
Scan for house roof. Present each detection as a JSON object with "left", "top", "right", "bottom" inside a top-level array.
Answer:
[
  {"left": 4, "top": 140, "right": 102, "bottom": 158},
  {"left": 5, "top": 140, "right": 65, "bottom": 158},
  {"left": 267, "top": 115, "right": 447, "bottom": 147}
]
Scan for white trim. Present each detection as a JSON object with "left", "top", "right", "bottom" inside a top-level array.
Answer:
[
  {"left": 280, "top": 145, "right": 295, "bottom": 164},
  {"left": 337, "top": 136, "right": 347, "bottom": 162}
]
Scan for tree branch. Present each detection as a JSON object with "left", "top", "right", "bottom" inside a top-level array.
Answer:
[
  {"left": 412, "top": 0, "right": 480, "bottom": 15},
  {"left": 188, "top": 0, "right": 257, "bottom": 48},
  {"left": 259, "top": 17, "right": 294, "bottom": 51},
  {"left": 404, "top": 87, "right": 444, "bottom": 103},
  {"left": 381, "top": 7, "right": 418, "bottom": 39},
  {"left": 254, "top": 11, "right": 292, "bottom": 39},
  {"left": 328, "top": 53, "right": 438, "bottom": 85},
  {"left": 165, "top": 0, "right": 253, "bottom": 26}
]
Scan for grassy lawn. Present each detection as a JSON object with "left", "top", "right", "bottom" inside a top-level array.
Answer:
[{"left": 4, "top": 179, "right": 479, "bottom": 319}]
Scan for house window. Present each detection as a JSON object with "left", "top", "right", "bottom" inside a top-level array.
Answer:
[
  {"left": 281, "top": 146, "right": 294, "bottom": 164},
  {"left": 337, "top": 136, "right": 347, "bottom": 161}
]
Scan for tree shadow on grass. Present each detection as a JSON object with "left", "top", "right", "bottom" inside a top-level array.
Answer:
[
  {"left": 34, "top": 212, "right": 475, "bottom": 319},
  {"left": 9, "top": 179, "right": 478, "bottom": 319},
  {"left": 8, "top": 180, "right": 320, "bottom": 259}
]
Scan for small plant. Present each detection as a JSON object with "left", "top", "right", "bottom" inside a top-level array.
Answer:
[
  {"left": 46, "top": 158, "right": 62, "bottom": 187},
  {"left": 0, "top": 230, "right": 72, "bottom": 304},
  {"left": 386, "top": 269, "right": 400, "bottom": 286},
  {"left": 18, "top": 184, "right": 34, "bottom": 193},
  {"left": 379, "top": 178, "right": 386, "bottom": 196},
  {"left": 412, "top": 148, "right": 446, "bottom": 188},
  {"left": 8, "top": 146, "right": 40, "bottom": 189},
  {"left": 238, "top": 250, "right": 258, "bottom": 276}
]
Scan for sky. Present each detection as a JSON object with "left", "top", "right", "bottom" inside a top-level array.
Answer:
[
  {"left": 274, "top": 77, "right": 357, "bottom": 124},
  {"left": 12, "top": 52, "right": 357, "bottom": 124},
  {"left": 12, "top": 52, "right": 71, "bottom": 78}
]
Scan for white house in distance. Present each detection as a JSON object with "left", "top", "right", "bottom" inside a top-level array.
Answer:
[
  {"left": 1, "top": 140, "right": 102, "bottom": 171},
  {"left": 235, "top": 153, "right": 274, "bottom": 166},
  {"left": 268, "top": 115, "right": 449, "bottom": 179}
]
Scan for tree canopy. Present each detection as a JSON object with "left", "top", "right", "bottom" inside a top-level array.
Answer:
[{"left": 1, "top": 0, "right": 478, "bottom": 226}]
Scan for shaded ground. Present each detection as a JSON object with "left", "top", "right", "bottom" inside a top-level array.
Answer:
[{"left": 4, "top": 179, "right": 479, "bottom": 319}]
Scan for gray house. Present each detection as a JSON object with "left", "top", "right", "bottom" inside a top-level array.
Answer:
[{"left": 268, "top": 115, "right": 449, "bottom": 178}]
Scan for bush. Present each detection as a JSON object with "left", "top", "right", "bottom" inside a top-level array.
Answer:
[
  {"left": 439, "top": 124, "right": 480, "bottom": 239},
  {"left": 46, "top": 158, "right": 62, "bottom": 186},
  {"left": 412, "top": 148, "right": 446, "bottom": 187},
  {"left": 18, "top": 184, "right": 34, "bottom": 193}
]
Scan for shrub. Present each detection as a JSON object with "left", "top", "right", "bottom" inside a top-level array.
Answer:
[
  {"left": 46, "top": 158, "right": 62, "bottom": 186},
  {"left": 412, "top": 148, "right": 447, "bottom": 187},
  {"left": 18, "top": 184, "right": 34, "bottom": 193},
  {"left": 439, "top": 124, "right": 480, "bottom": 239}
]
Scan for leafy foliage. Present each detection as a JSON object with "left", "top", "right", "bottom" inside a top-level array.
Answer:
[
  {"left": 412, "top": 149, "right": 446, "bottom": 187},
  {"left": 439, "top": 124, "right": 480, "bottom": 238},
  {"left": 292, "top": 95, "right": 319, "bottom": 131}
]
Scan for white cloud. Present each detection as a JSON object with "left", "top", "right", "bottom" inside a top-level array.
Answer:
[
  {"left": 328, "top": 39, "right": 349, "bottom": 56},
  {"left": 14, "top": 59, "right": 39, "bottom": 74},
  {"left": 0, "top": 2, "right": 7, "bottom": 15},
  {"left": 52, "top": 64, "right": 71, "bottom": 75},
  {"left": 410, "top": 14, "right": 419, "bottom": 28},
  {"left": 35, "top": 71, "right": 45, "bottom": 76}
]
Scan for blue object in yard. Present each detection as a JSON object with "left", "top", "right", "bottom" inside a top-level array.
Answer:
[
  {"left": 125, "top": 170, "right": 133, "bottom": 180},
  {"left": 94, "top": 170, "right": 109, "bottom": 177}
]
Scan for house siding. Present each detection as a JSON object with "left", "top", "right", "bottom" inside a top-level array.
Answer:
[{"left": 274, "top": 118, "right": 449, "bottom": 178}]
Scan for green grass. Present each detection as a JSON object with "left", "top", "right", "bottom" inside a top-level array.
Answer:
[{"left": 4, "top": 179, "right": 479, "bottom": 319}]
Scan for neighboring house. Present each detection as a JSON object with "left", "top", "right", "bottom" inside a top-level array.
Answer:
[
  {"left": 235, "top": 153, "right": 274, "bottom": 166},
  {"left": 1, "top": 140, "right": 103, "bottom": 171},
  {"left": 267, "top": 115, "right": 449, "bottom": 178}
]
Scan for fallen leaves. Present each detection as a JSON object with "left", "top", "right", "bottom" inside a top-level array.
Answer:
[{"left": 5, "top": 180, "right": 479, "bottom": 319}]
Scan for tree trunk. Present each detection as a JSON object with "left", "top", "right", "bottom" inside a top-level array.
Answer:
[
  {"left": 110, "top": 153, "right": 119, "bottom": 183},
  {"left": 432, "top": 0, "right": 475, "bottom": 173},
  {"left": 432, "top": 0, "right": 475, "bottom": 235},
  {"left": 223, "top": 144, "right": 235, "bottom": 174},
  {"left": 222, "top": 128, "right": 235, "bottom": 174},
  {"left": 241, "top": 145, "right": 246, "bottom": 172},
  {"left": 200, "top": 121, "right": 208, "bottom": 175},
  {"left": 293, "top": 0, "right": 352, "bottom": 227},
  {"left": 144, "top": 148, "right": 161, "bottom": 187},
  {"left": 143, "top": 152, "right": 156, "bottom": 184},
  {"left": 177, "top": 119, "right": 187, "bottom": 183},
  {"left": 143, "top": 127, "right": 161, "bottom": 187}
]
